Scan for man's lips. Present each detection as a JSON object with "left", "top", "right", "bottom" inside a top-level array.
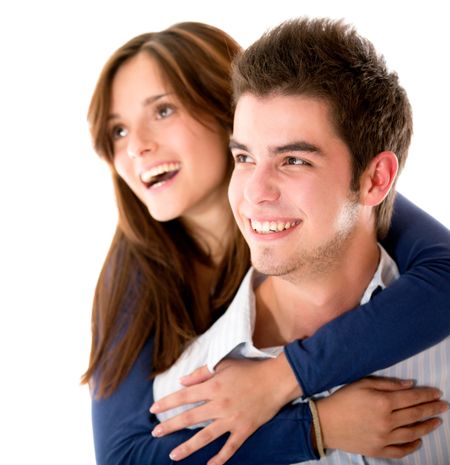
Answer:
[{"left": 248, "top": 218, "right": 302, "bottom": 235}]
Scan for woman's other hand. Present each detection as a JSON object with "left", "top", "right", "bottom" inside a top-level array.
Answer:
[{"left": 317, "top": 376, "right": 448, "bottom": 458}]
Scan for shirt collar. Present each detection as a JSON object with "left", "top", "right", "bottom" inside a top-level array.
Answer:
[
  {"left": 207, "top": 244, "right": 399, "bottom": 371},
  {"left": 360, "top": 244, "right": 399, "bottom": 304},
  {"left": 206, "top": 268, "right": 268, "bottom": 371}
]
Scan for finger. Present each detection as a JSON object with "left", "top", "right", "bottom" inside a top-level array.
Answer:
[
  {"left": 151, "top": 384, "right": 206, "bottom": 413},
  {"left": 207, "top": 433, "right": 246, "bottom": 465},
  {"left": 381, "top": 439, "right": 422, "bottom": 459},
  {"left": 392, "top": 400, "right": 448, "bottom": 427},
  {"left": 169, "top": 422, "right": 227, "bottom": 461},
  {"left": 389, "top": 387, "right": 443, "bottom": 410},
  {"left": 215, "top": 358, "right": 235, "bottom": 371},
  {"left": 389, "top": 417, "right": 443, "bottom": 444},
  {"left": 360, "top": 376, "right": 415, "bottom": 391},
  {"left": 152, "top": 403, "right": 215, "bottom": 436},
  {"left": 180, "top": 365, "right": 213, "bottom": 386}
]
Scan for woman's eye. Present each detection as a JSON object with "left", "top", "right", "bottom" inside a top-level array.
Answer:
[
  {"left": 111, "top": 126, "right": 128, "bottom": 140},
  {"left": 156, "top": 104, "right": 174, "bottom": 119}
]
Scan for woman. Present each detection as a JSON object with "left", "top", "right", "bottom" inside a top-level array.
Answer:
[{"left": 83, "top": 22, "right": 450, "bottom": 465}]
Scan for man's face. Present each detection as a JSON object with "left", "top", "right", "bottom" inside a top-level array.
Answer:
[{"left": 228, "top": 93, "right": 362, "bottom": 280}]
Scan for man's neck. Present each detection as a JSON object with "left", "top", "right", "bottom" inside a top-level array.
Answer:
[{"left": 253, "top": 240, "right": 380, "bottom": 348}]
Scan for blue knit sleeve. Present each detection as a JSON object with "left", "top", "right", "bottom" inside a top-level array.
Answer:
[
  {"left": 92, "top": 336, "right": 318, "bottom": 465},
  {"left": 285, "top": 193, "right": 450, "bottom": 397}
]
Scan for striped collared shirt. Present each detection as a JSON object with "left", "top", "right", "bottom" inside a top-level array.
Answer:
[{"left": 153, "top": 246, "right": 450, "bottom": 464}]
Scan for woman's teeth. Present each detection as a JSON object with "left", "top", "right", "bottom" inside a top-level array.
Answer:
[
  {"left": 141, "top": 162, "right": 181, "bottom": 187},
  {"left": 250, "top": 219, "right": 300, "bottom": 234}
]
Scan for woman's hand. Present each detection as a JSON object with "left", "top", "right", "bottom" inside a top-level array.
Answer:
[
  {"left": 150, "top": 354, "right": 300, "bottom": 465},
  {"left": 317, "top": 376, "right": 448, "bottom": 458}
]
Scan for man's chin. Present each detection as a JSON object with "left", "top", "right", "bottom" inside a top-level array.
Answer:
[{"left": 252, "top": 258, "right": 296, "bottom": 277}]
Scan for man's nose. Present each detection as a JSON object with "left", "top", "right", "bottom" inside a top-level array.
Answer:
[{"left": 243, "top": 164, "right": 280, "bottom": 205}]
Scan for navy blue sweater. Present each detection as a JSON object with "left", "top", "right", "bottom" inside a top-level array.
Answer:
[{"left": 92, "top": 194, "right": 450, "bottom": 464}]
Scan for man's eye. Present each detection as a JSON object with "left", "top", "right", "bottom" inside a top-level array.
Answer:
[
  {"left": 235, "top": 154, "right": 250, "bottom": 163},
  {"left": 156, "top": 104, "right": 174, "bottom": 119},
  {"left": 112, "top": 126, "right": 128, "bottom": 140},
  {"left": 286, "top": 157, "right": 309, "bottom": 166}
]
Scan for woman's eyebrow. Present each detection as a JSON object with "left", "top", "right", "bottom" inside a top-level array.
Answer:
[{"left": 108, "top": 93, "right": 172, "bottom": 121}]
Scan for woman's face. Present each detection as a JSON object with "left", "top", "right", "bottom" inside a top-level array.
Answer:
[{"left": 109, "top": 52, "right": 230, "bottom": 224}]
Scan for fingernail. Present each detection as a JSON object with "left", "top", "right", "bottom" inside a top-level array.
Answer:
[
  {"left": 152, "top": 425, "right": 163, "bottom": 437},
  {"left": 400, "top": 379, "right": 414, "bottom": 386},
  {"left": 150, "top": 402, "right": 160, "bottom": 413},
  {"left": 433, "top": 418, "right": 443, "bottom": 428},
  {"left": 434, "top": 390, "right": 443, "bottom": 399},
  {"left": 170, "top": 446, "right": 185, "bottom": 461},
  {"left": 440, "top": 402, "right": 449, "bottom": 412}
]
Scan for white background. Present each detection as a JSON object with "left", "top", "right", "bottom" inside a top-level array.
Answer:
[{"left": 0, "top": 1, "right": 448, "bottom": 464}]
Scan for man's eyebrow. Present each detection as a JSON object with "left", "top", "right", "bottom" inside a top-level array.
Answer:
[
  {"left": 272, "top": 142, "right": 323, "bottom": 156},
  {"left": 228, "top": 139, "right": 323, "bottom": 156},
  {"left": 228, "top": 138, "right": 248, "bottom": 151},
  {"left": 107, "top": 93, "right": 171, "bottom": 122}
]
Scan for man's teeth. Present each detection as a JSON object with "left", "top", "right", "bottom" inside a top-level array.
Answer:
[
  {"left": 141, "top": 162, "right": 181, "bottom": 184},
  {"left": 250, "top": 219, "right": 300, "bottom": 234}
]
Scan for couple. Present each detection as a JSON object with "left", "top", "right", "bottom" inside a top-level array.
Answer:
[{"left": 84, "top": 17, "right": 450, "bottom": 465}]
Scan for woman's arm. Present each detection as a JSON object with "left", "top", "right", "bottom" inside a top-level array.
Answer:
[
  {"left": 92, "top": 336, "right": 317, "bottom": 465},
  {"left": 93, "top": 336, "right": 445, "bottom": 465},
  {"left": 285, "top": 193, "right": 450, "bottom": 396}
]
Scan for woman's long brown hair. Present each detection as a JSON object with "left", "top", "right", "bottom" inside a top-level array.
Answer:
[{"left": 81, "top": 22, "right": 250, "bottom": 398}]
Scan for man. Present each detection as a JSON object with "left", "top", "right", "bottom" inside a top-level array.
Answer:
[{"left": 153, "top": 18, "right": 449, "bottom": 463}]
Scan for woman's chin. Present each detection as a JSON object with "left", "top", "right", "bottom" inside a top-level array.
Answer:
[{"left": 147, "top": 206, "right": 181, "bottom": 223}]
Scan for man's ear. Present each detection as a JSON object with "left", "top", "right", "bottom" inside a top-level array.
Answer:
[{"left": 359, "top": 151, "right": 398, "bottom": 206}]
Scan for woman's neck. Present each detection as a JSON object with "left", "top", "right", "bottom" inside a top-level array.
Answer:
[{"left": 182, "top": 186, "right": 232, "bottom": 264}]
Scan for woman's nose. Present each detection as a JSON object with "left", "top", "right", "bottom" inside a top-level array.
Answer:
[{"left": 126, "top": 125, "right": 157, "bottom": 159}]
